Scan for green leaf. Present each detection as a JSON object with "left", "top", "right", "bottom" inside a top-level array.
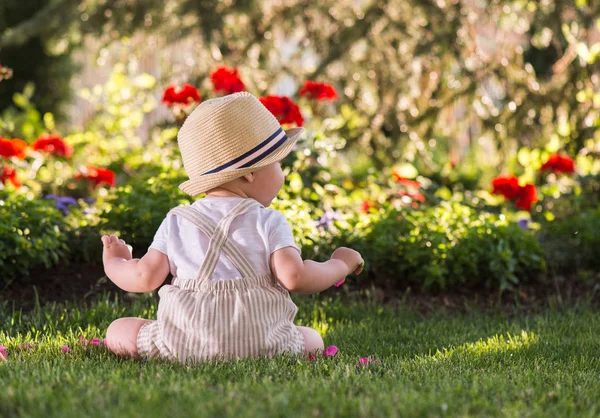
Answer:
[
  {"left": 288, "top": 172, "right": 304, "bottom": 194},
  {"left": 43, "top": 113, "right": 55, "bottom": 131},
  {"left": 576, "top": 43, "right": 590, "bottom": 62},
  {"left": 13, "top": 93, "right": 28, "bottom": 108},
  {"left": 393, "top": 163, "right": 418, "bottom": 179},
  {"left": 23, "top": 82, "right": 35, "bottom": 99},
  {"left": 135, "top": 73, "right": 156, "bottom": 89},
  {"left": 517, "top": 147, "right": 530, "bottom": 167}
]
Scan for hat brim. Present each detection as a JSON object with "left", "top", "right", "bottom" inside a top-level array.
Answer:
[{"left": 179, "top": 127, "right": 304, "bottom": 196}]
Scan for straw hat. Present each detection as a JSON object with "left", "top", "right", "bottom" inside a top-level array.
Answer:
[{"left": 177, "top": 91, "right": 304, "bottom": 196}]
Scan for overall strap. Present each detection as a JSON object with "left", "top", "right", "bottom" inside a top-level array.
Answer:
[{"left": 169, "top": 199, "right": 260, "bottom": 281}]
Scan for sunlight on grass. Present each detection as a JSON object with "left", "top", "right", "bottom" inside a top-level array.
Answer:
[
  {"left": 295, "top": 304, "right": 333, "bottom": 337},
  {"left": 1, "top": 297, "right": 600, "bottom": 417},
  {"left": 419, "top": 330, "right": 539, "bottom": 364}
]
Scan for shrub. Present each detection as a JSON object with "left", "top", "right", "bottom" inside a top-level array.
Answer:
[
  {"left": 96, "top": 175, "right": 548, "bottom": 292},
  {"left": 99, "top": 167, "right": 321, "bottom": 254},
  {"left": 0, "top": 192, "right": 69, "bottom": 287},
  {"left": 540, "top": 206, "right": 600, "bottom": 275},
  {"left": 270, "top": 196, "right": 319, "bottom": 253},
  {"left": 99, "top": 169, "right": 191, "bottom": 248},
  {"left": 360, "top": 202, "right": 547, "bottom": 291}
]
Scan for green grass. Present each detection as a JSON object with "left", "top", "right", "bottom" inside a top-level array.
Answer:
[{"left": 1, "top": 291, "right": 599, "bottom": 418}]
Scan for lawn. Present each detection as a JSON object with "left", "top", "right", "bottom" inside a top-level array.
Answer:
[{"left": 1, "top": 291, "right": 599, "bottom": 418}]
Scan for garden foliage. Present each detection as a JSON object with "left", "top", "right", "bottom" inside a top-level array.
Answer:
[
  {"left": 361, "top": 203, "right": 546, "bottom": 291},
  {"left": 0, "top": 192, "right": 69, "bottom": 286},
  {"left": 0, "top": 60, "right": 598, "bottom": 293},
  {"left": 541, "top": 206, "right": 600, "bottom": 274}
]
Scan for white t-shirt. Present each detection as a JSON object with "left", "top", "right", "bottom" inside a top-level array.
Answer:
[{"left": 149, "top": 197, "right": 300, "bottom": 281}]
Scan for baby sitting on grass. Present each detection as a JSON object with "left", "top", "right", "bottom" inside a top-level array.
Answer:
[{"left": 100, "top": 92, "right": 363, "bottom": 363}]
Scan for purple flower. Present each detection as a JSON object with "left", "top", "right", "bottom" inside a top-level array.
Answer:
[
  {"left": 45, "top": 194, "right": 79, "bottom": 216},
  {"left": 83, "top": 197, "right": 96, "bottom": 204},
  {"left": 314, "top": 211, "right": 342, "bottom": 230},
  {"left": 518, "top": 219, "right": 529, "bottom": 230}
]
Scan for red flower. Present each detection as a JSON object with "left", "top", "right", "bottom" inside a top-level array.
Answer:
[
  {"left": 0, "top": 137, "right": 27, "bottom": 159},
  {"left": 399, "top": 190, "right": 425, "bottom": 202},
  {"left": 162, "top": 84, "right": 201, "bottom": 107},
  {"left": 392, "top": 171, "right": 420, "bottom": 188},
  {"left": 210, "top": 66, "right": 245, "bottom": 94},
  {"left": 0, "top": 167, "right": 21, "bottom": 188},
  {"left": 361, "top": 200, "right": 373, "bottom": 212},
  {"left": 75, "top": 165, "right": 116, "bottom": 187},
  {"left": 259, "top": 95, "right": 304, "bottom": 126},
  {"left": 30, "top": 134, "right": 73, "bottom": 157},
  {"left": 491, "top": 174, "right": 521, "bottom": 200},
  {"left": 540, "top": 154, "right": 575, "bottom": 174},
  {"left": 299, "top": 81, "right": 338, "bottom": 101},
  {"left": 492, "top": 174, "right": 537, "bottom": 211},
  {"left": 515, "top": 184, "right": 537, "bottom": 211}
]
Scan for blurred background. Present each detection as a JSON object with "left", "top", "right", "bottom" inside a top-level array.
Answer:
[{"left": 0, "top": 0, "right": 599, "bottom": 303}]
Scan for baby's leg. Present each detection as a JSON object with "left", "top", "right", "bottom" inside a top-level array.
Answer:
[
  {"left": 105, "top": 318, "right": 153, "bottom": 359},
  {"left": 296, "top": 326, "right": 324, "bottom": 355}
]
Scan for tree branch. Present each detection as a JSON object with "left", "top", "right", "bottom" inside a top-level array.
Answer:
[
  {"left": 0, "top": 0, "right": 81, "bottom": 49},
  {"left": 305, "top": 2, "right": 386, "bottom": 81}
]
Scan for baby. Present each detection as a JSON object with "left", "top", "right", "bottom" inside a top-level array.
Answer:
[{"left": 100, "top": 92, "right": 364, "bottom": 363}]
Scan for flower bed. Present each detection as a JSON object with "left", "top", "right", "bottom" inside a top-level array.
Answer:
[{"left": 0, "top": 66, "right": 598, "bottom": 292}]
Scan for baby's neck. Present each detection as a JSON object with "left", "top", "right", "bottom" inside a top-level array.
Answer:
[{"left": 205, "top": 188, "right": 248, "bottom": 199}]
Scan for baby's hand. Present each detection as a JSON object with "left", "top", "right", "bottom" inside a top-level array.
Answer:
[
  {"left": 330, "top": 247, "right": 364, "bottom": 275},
  {"left": 101, "top": 234, "right": 133, "bottom": 264}
]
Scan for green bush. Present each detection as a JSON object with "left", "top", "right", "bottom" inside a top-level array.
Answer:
[
  {"left": 540, "top": 206, "right": 600, "bottom": 274},
  {"left": 0, "top": 192, "right": 70, "bottom": 287},
  {"left": 96, "top": 184, "right": 549, "bottom": 291},
  {"left": 99, "top": 166, "right": 321, "bottom": 253},
  {"left": 99, "top": 169, "right": 192, "bottom": 248},
  {"left": 270, "top": 196, "right": 320, "bottom": 253},
  {"left": 360, "top": 202, "right": 547, "bottom": 291}
]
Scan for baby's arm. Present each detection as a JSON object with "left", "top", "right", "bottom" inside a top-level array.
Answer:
[
  {"left": 270, "top": 247, "right": 363, "bottom": 294},
  {"left": 101, "top": 235, "right": 170, "bottom": 293}
]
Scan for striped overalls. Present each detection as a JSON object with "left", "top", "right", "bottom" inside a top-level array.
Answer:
[{"left": 136, "top": 199, "right": 305, "bottom": 363}]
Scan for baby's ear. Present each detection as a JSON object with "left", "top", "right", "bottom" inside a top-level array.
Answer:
[{"left": 243, "top": 172, "right": 255, "bottom": 183}]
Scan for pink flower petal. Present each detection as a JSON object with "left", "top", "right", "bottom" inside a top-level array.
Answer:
[
  {"left": 356, "top": 357, "right": 371, "bottom": 366},
  {"left": 323, "top": 345, "right": 338, "bottom": 358},
  {"left": 79, "top": 335, "right": 88, "bottom": 346},
  {"left": 89, "top": 338, "right": 101, "bottom": 346},
  {"left": 334, "top": 278, "right": 345, "bottom": 287},
  {"left": 308, "top": 353, "right": 316, "bottom": 361},
  {"left": 0, "top": 346, "right": 7, "bottom": 361},
  {"left": 61, "top": 345, "right": 71, "bottom": 354}
]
